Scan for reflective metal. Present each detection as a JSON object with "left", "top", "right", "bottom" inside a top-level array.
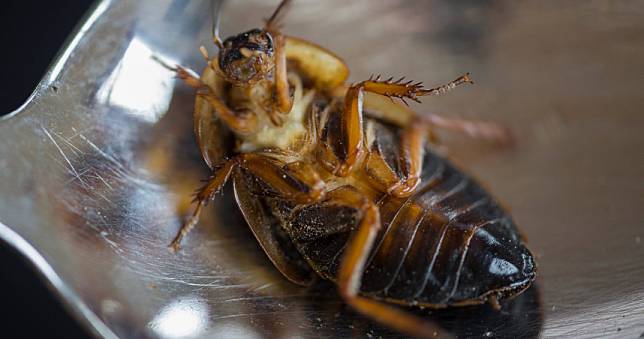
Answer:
[{"left": 1, "top": 1, "right": 642, "bottom": 338}]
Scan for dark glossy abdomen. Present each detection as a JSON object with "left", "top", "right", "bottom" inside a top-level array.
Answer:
[{"left": 291, "top": 149, "right": 536, "bottom": 307}]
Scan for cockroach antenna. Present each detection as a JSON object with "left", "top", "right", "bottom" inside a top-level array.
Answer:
[
  {"left": 265, "top": 0, "right": 293, "bottom": 31},
  {"left": 211, "top": 0, "right": 224, "bottom": 49}
]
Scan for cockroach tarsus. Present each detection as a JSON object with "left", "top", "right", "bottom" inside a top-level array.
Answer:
[{"left": 164, "top": 1, "right": 537, "bottom": 337}]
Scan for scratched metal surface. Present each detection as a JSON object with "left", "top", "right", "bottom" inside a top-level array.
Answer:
[{"left": 0, "top": 0, "right": 642, "bottom": 338}]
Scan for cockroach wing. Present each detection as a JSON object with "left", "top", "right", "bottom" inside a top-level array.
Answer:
[
  {"left": 194, "top": 65, "right": 233, "bottom": 169},
  {"left": 285, "top": 36, "right": 349, "bottom": 91},
  {"left": 233, "top": 172, "right": 315, "bottom": 286}
]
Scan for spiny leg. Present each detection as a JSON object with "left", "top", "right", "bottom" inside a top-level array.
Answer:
[
  {"left": 352, "top": 74, "right": 513, "bottom": 145},
  {"left": 332, "top": 186, "right": 447, "bottom": 339},
  {"left": 316, "top": 74, "right": 448, "bottom": 177},
  {"left": 359, "top": 73, "right": 471, "bottom": 106},
  {"left": 170, "top": 159, "right": 236, "bottom": 252},
  {"left": 170, "top": 152, "right": 325, "bottom": 251},
  {"left": 420, "top": 73, "right": 473, "bottom": 97}
]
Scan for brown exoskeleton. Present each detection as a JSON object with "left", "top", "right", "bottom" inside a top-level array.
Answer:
[{"left": 165, "top": 1, "right": 536, "bottom": 337}]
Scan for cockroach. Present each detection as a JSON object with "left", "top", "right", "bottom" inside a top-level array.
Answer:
[{"left": 165, "top": 1, "right": 537, "bottom": 337}]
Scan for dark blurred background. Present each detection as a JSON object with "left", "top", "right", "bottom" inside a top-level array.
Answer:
[{"left": 1, "top": 1, "right": 93, "bottom": 337}]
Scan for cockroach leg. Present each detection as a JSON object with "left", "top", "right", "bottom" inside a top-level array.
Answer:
[
  {"left": 166, "top": 64, "right": 259, "bottom": 135},
  {"left": 394, "top": 73, "right": 514, "bottom": 145},
  {"left": 171, "top": 152, "right": 326, "bottom": 251},
  {"left": 356, "top": 73, "right": 472, "bottom": 106},
  {"left": 334, "top": 186, "right": 444, "bottom": 339},
  {"left": 318, "top": 75, "right": 434, "bottom": 177},
  {"left": 241, "top": 153, "right": 326, "bottom": 204},
  {"left": 199, "top": 46, "right": 210, "bottom": 62},
  {"left": 196, "top": 93, "right": 259, "bottom": 135},
  {"left": 352, "top": 75, "right": 512, "bottom": 145},
  {"left": 170, "top": 159, "right": 237, "bottom": 252},
  {"left": 389, "top": 118, "right": 431, "bottom": 196},
  {"left": 264, "top": 0, "right": 293, "bottom": 115},
  {"left": 424, "top": 113, "right": 515, "bottom": 146},
  {"left": 316, "top": 90, "right": 364, "bottom": 177},
  {"left": 358, "top": 75, "right": 429, "bottom": 106},
  {"left": 172, "top": 64, "right": 206, "bottom": 90},
  {"left": 270, "top": 31, "right": 293, "bottom": 114},
  {"left": 420, "top": 73, "right": 473, "bottom": 97},
  {"left": 364, "top": 118, "right": 430, "bottom": 198},
  {"left": 317, "top": 73, "right": 424, "bottom": 177}
]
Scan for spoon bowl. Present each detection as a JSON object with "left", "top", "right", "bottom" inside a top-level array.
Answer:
[{"left": 1, "top": 1, "right": 642, "bottom": 338}]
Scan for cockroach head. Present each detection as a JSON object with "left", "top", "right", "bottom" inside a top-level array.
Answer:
[{"left": 218, "top": 28, "right": 274, "bottom": 85}]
